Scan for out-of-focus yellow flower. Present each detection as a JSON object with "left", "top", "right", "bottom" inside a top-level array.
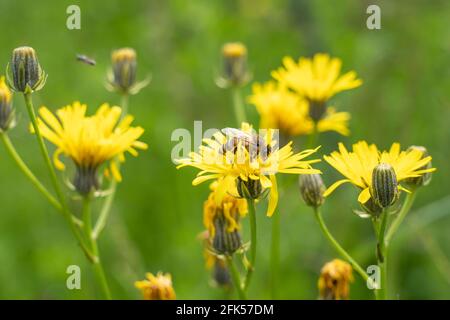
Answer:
[
  {"left": 323, "top": 141, "right": 436, "bottom": 207},
  {"left": 318, "top": 259, "right": 353, "bottom": 300},
  {"left": 272, "top": 53, "right": 362, "bottom": 103},
  {"left": 0, "top": 76, "right": 15, "bottom": 131},
  {"left": 34, "top": 102, "right": 147, "bottom": 194},
  {"left": 248, "top": 81, "right": 350, "bottom": 137},
  {"left": 135, "top": 272, "right": 176, "bottom": 300},
  {"left": 176, "top": 122, "right": 321, "bottom": 216}
]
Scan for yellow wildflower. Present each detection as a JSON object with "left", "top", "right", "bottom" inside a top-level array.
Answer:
[
  {"left": 248, "top": 81, "right": 350, "bottom": 137},
  {"left": 34, "top": 102, "right": 147, "bottom": 194},
  {"left": 135, "top": 272, "right": 176, "bottom": 300},
  {"left": 177, "top": 122, "right": 321, "bottom": 216},
  {"left": 324, "top": 141, "right": 436, "bottom": 206},
  {"left": 272, "top": 53, "right": 362, "bottom": 103}
]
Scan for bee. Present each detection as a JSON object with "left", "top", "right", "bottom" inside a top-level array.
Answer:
[
  {"left": 220, "top": 128, "right": 272, "bottom": 159},
  {"left": 76, "top": 54, "right": 96, "bottom": 66}
]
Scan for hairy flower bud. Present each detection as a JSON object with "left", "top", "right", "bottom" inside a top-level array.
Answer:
[
  {"left": 237, "top": 177, "right": 262, "bottom": 200},
  {"left": 217, "top": 42, "right": 250, "bottom": 88},
  {"left": 7, "top": 46, "right": 47, "bottom": 93},
  {"left": 371, "top": 163, "right": 399, "bottom": 208},
  {"left": 405, "top": 146, "right": 432, "bottom": 187},
  {"left": 212, "top": 212, "right": 242, "bottom": 255},
  {"left": 299, "top": 174, "right": 325, "bottom": 207},
  {"left": 107, "top": 48, "right": 149, "bottom": 95},
  {"left": 0, "top": 76, "right": 15, "bottom": 131},
  {"left": 73, "top": 166, "right": 99, "bottom": 195}
]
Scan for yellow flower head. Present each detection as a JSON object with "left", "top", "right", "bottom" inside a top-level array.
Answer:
[
  {"left": 324, "top": 141, "right": 436, "bottom": 207},
  {"left": 135, "top": 272, "right": 176, "bottom": 300},
  {"left": 272, "top": 53, "right": 362, "bottom": 103},
  {"left": 248, "top": 81, "right": 351, "bottom": 137},
  {"left": 177, "top": 122, "right": 321, "bottom": 216},
  {"left": 35, "top": 102, "right": 148, "bottom": 194},
  {"left": 318, "top": 259, "right": 353, "bottom": 300},
  {"left": 0, "top": 76, "right": 15, "bottom": 132}
]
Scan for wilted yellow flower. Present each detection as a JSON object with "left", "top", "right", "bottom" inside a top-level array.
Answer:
[
  {"left": 203, "top": 181, "right": 247, "bottom": 254},
  {"left": 135, "top": 272, "right": 176, "bottom": 300},
  {"left": 34, "top": 102, "right": 147, "bottom": 194},
  {"left": 272, "top": 53, "right": 362, "bottom": 103},
  {"left": 323, "top": 141, "right": 436, "bottom": 208},
  {"left": 318, "top": 259, "right": 353, "bottom": 300},
  {"left": 248, "top": 81, "right": 350, "bottom": 137},
  {"left": 177, "top": 122, "right": 321, "bottom": 216}
]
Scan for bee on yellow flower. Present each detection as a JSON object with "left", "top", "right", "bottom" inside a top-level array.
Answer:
[
  {"left": 34, "top": 102, "right": 148, "bottom": 195},
  {"left": 324, "top": 141, "right": 436, "bottom": 215},
  {"left": 135, "top": 272, "right": 176, "bottom": 300},
  {"left": 248, "top": 81, "right": 350, "bottom": 137},
  {"left": 318, "top": 259, "right": 353, "bottom": 300},
  {"left": 176, "top": 122, "right": 321, "bottom": 216},
  {"left": 272, "top": 53, "right": 362, "bottom": 121}
]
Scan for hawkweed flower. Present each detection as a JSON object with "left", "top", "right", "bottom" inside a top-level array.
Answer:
[
  {"left": 203, "top": 181, "right": 247, "bottom": 255},
  {"left": 135, "top": 272, "right": 176, "bottom": 300},
  {"left": 248, "top": 81, "right": 350, "bottom": 137},
  {"left": 0, "top": 76, "right": 15, "bottom": 131},
  {"left": 106, "top": 47, "right": 150, "bottom": 95},
  {"left": 216, "top": 42, "right": 251, "bottom": 88},
  {"left": 405, "top": 146, "right": 433, "bottom": 188},
  {"left": 33, "top": 102, "right": 147, "bottom": 195},
  {"left": 272, "top": 53, "right": 361, "bottom": 121},
  {"left": 6, "top": 46, "right": 47, "bottom": 93},
  {"left": 323, "top": 141, "right": 435, "bottom": 215},
  {"left": 318, "top": 259, "right": 353, "bottom": 300},
  {"left": 177, "top": 122, "right": 321, "bottom": 216},
  {"left": 299, "top": 173, "right": 325, "bottom": 208}
]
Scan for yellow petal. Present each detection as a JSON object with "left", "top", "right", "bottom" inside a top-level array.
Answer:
[
  {"left": 358, "top": 187, "right": 371, "bottom": 203},
  {"left": 266, "top": 175, "right": 278, "bottom": 217},
  {"left": 323, "top": 179, "right": 351, "bottom": 197}
]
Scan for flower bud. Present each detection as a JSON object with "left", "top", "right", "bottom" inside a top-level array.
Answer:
[
  {"left": 212, "top": 258, "right": 231, "bottom": 288},
  {"left": 237, "top": 177, "right": 262, "bottom": 200},
  {"left": 318, "top": 259, "right": 353, "bottom": 300},
  {"left": 218, "top": 42, "right": 250, "bottom": 88},
  {"left": 405, "top": 146, "right": 432, "bottom": 187},
  {"left": 7, "top": 46, "right": 47, "bottom": 93},
  {"left": 299, "top": 174, "right": 325, "bottom": 207},
  {"left": 371, "top": 163, "right": 399, "bottom": 208},
  {"left": 135, "top": 272, "right": 176, "bottom": 300},
  {"left": 212, "top": 212, "right": 242, "bottom": 255},
  {"left": 111, "top": 48, "right": 137, "bottom": 92},
  {"left": 0, "top": 76, "right": 15, "bottom": 131},
  {"left": 73, "top": 166, "right": 99, "bottom": 195}
]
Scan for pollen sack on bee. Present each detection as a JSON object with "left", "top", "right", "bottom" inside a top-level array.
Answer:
[
  {"left": 371, "top": 163, "right": 398, "bottom": 208},
  {"left": 73, "top": 165, "right": 100, "bottom": 195}
]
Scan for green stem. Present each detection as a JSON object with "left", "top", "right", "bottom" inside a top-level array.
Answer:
[
  {"left": 385, "top": 191, "right": 417, "bottom": 244},
  {"left": 313, "top": 207, "right": 375, "bottom": 289},
  {"left": 0, "top": 132, "right": 82, "bottom": 226},
  {"left": 82, "top": 196, "right": 112, "bottom": 299},
  {"left": 244, "top": 199, "right": 257, "bottom": 292},
  {"left": 270, "top": 209, "right": 280, "bottom": 299},
  {"left": 93, "top": 94, "right": 128, "bottom": 239},
  {"left": 232, "top": 87, "right": 246, "bottom": 125},
  {"left": 23, "top": 93, "right": 93, "bottom": 260},
  {"left": 307, "top": 123, "right": 319, "bottom": 149},
  {"left": 226, "top": 256, "right": 246, "bottom": 300},
  {"left": 376, "top": 208, "right": 389, "bottom": 300}
]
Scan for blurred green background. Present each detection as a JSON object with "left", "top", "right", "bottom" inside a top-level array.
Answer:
[{"left": 0, "top": 0, "right": 448, "bottom": 299}]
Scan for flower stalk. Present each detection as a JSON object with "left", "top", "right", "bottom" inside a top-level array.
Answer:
[
  {"left": 226, "top": 256, "right": 247, "bottom": 300},
  {"left": 244, "top": 199, "right": 257, "bottom": 292}
]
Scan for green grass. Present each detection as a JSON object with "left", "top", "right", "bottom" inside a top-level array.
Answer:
[{"left": 0, "top": 0, "right": 448, "bottom": 299}]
